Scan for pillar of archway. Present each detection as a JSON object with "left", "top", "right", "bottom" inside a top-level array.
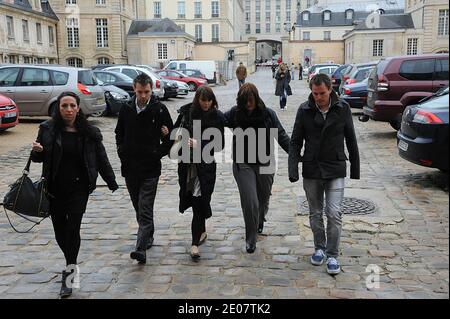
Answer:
[
  {"left": 248, "top": 37, "right": 257, "bottom": 73},
  {"left": 281, "top": 36, "right": 290, "bottom": 64}
]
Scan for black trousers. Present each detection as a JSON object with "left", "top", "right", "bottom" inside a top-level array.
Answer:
[
  {"left": 50, "top": 192, "right": 88, "bottom": 266},
  {"left": 125, "top": 176, "right": 159, "bottom": 251},
  {"left": 191, "top": 196, "right": 207, "bottom": 246}
]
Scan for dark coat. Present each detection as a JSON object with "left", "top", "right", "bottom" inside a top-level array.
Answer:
[
  {"left": 174, "top": 103, "right": 226, "bottom": 216},
  {"left": 288, "top": 91, "right": 360, "bottom": 181},
  {"left": 275, "top": 70, "right": 292, "bottom": 96},
  {"left": 224, "top": 102, "right": 291, "bottom": 165},
  {"left": 115, "top": 95, "right": 174, "bottom": 178},
  {"left": 31, "top": 120, "right": 118, "bottom": 194}
]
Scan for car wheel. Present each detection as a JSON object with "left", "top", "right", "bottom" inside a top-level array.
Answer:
[
  {"left": 389, "top": 115, "right": 402, "bottom": 131},
  {"left": 188, "top": 82, "right": 197, "bottom": 91}
]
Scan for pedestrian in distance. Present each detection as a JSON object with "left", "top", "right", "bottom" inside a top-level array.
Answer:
[
  {"left": 171, "top": 86, "right": 226, "bottom": 261},
  {"left": 271, "top": 64, "right": 277, "bottom": 78},
  {"left": 275, "top": 63, "right": 292, "bottom": 110},
  {"left": 224, "top": 83, "right": 290, "bottom": 254},
  {"left": 236, "top": 62, "right": 248, "bottom": 89},
  {"left": 299, "top": 63, "right": 303, "bottom": 80},
  {"left": 291, "top": 63, "right": 296, "bottom": 80},
  {"left": 288, "top": 73, "right": 360, "bottom": 275},
  {"left": 31, "top": 91, "right": 118, "bottom": 298},
  {"left": 115, "top": 73, "right": 174, "bottom": 265}
]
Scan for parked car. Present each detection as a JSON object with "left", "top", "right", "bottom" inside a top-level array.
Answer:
[
  {"left": 179, "top": 69, "right": 207, "bottom": 80},
  {"left": 397, "top": 87, "right": 449, "bottom": 172},
  {"left": 0, "top": 93, "right": 19, "bottom": 132},
  {"left": 307, "top": 63, "right": 340, "bottom": 82},
  {"left": 309, "top": 65, "right": 339, "bottom": 81},
  {"left": 364, "top": 54, "right": 449, "bottom": 130},
  {"left": 0, "top": 65, "right": 106, "bottom": 116},
  {"left": 340, "top": 78, "right": 369, "bottom": 109},
  {"left": 339, "top": 66, "right": 373, "bottom": 95},
  {"left": 103, "top": 65, "right": 165, "bottom": 99},
  {"left": 156, "top": 70, "right": 207, "bottom": 91},
  {"left": 165, "top": 60, "right": 217, "bottom": 84},
  {"left": 95, "top": 79, "right": 130, "bottom": 115},
  {"left": 172, "top": 80, "right": 189, "bottom": 95},
  {"left": 161, "top": 79, "right": 178, "bottom": 100},
  {"left": 93, "top": 70, "right": 135, "bottom": 96},
  {"left": 331, "top": 64, "right": 350, "bottom": 93},
  {"left": 339, "top": 62, "right": 378, "bottom": 94},
  {"left": 136, "top": 65, "right": 159, "bottom": 72}
]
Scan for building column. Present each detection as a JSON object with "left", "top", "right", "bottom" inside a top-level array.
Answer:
[{"left": 281, "top": 36, "right": 290, "bottom": 64}]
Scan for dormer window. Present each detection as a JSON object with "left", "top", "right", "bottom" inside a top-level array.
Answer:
[
  {"left": 345, "top": 9, "right": 354, "bottom": 20},
  {"left": 377, "top": 9, "right": 385, "bottom": 15},
  {"left": 303, "top": 11, "right": 310, "bottom": 21},
  {"left": 323, "top": 10, "right": 331, "bottom": 21}
]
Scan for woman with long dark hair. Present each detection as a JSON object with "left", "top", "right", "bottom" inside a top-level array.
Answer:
[
  {"left": 172, "top": 86, "right": 225, "bottom": 261},
  {"left": 31, "top": 92, "right": 118, "bottom": 298},
  {"left": 224, "top": 83, "right": 290, "bottom": 253}
]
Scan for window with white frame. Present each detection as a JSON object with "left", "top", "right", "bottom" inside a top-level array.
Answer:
[
  {"left": 66, "top": 0, "right": 76, "bottom": 4},
  {"left": 157, "top": 43, "right": 168, "bottom": 60},
  {"left": 346, "top": 10, "right": 353, "bottom": 20},
  {"left": 246, "top": 12, "right": 250, "bottom": 22},
  {"left": 373, "top": 39, "right": 383, "bottom": 56},
  {"left": 98, "top": 57, "right": 110, "bottom": 64},
  {"left": 266, "top": 23, "right": 270, "bottom": 33},
  {"left": 179, "top": 24, "right": 185, "bottom": 31},
  {"left": 256, "top": 12, "right": 261, "bottom": 22},
  {"left": 276, "top": 0, "right": 281, "bottom": 10},
  {"left": 276, "top": 12, "right": 281, "bottom": 22},
  {"left": 48, "top": 26, "right": 54, "bottom": 44},
  {"left": 266, "top": 12, "right": 270, "bottom": 22},
  {"left": 23, "top": 56, "right": 31, "bottom": 64},
  {"left": 178, "top": 1, "right": 185, "bottom": 18},
  {"left": 67, "top": 57, "right": 82, "bottom": 67},
  {"left": 212, "top": 1, "right": 219, "bottom": 18},
  {"left": 36, "top": 23, "right": 42, "bottom": 43},
  {"left": 256, "top": 23, "right": 261, "bottom": 34},
  {"left": 303, "top": 31, "right": 310, "bottom": 40},
  {"left": 194, "top": 2, "right": 202, "bottom": 18},
  {"left": 245, "top": 24, "right": 251, "bottom": 34},
  {"left": 265, "top": 0, "right": 270, "bottom": 11},
  {"left": 96, "top": 0, "right": 106, "bottom": 5},
  {"left": 324, "top": 11, "right": 331, "bottom": 21},
  {"left": 303, "top": 12, "right": 309, "bottom": 21},
  {"left": 438, "top": 10, "right": 449, "bottom": 36},
  {"left": 212, "top": 24, "right": 219, "bottom": 42},
  {"left": 6, "top": 16, "right": 14, "bottom": 38},
  {"left": 66, "top": 18, "right": 79, "bottom": 48},
  {"left": 245, "top": 0, "right": 250, "bottom": 12},
  {"left": 324, "top": 31, "right": 331, "bottom": 41},
  {"left": 195, "top": 24, "right": 202, "bottom": 41},
  {"left": 286, "top": 0, "right": 292, "bottom": 10},
  {"left": 96, "top": 18, "right": 108, "bottom": 48},
  {"left": 286, "top": 12, "right": 291, "bottom": 22},
  {"left": 22, "top": 20, "right": 29, "bottom": 42},
  {"left": 407, "top": 38, "right": 418, "bottom": 55},
  {"left": 276, "top": 23, "right": 281, "bottom": 33},
  {"left": 154, "top": 2, "right": 161, "bottom": 18}
]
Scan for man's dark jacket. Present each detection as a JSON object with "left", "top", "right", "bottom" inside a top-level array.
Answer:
[
  {"left": 31, "top": 120, "right": 118, "bottom": 194},
  {"left": 115, "top": 95, "right": 174, "bottom": 178},
  {"left": 288, "top": 91, "right": 360, "bottom": 181}
]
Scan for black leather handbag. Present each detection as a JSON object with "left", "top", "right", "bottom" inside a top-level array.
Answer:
[{"left": 2, "top": 153, "right": 50, "bottom": 233}]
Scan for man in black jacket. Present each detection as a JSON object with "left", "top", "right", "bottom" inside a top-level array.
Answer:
[
  {"left": 288, "top": 74, "right": 360, "bottom": 275},
  {"left": 115, "top": 73, "right": 173, "bottom": 264}
]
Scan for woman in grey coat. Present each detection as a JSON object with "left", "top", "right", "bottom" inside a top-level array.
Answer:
[{"left": 275, "top": 63, "right": 292, "bottom": 110}]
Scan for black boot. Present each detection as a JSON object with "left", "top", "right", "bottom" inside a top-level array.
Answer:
[{"left": 60, "top": 271, "right": 72, "bottom": 298}]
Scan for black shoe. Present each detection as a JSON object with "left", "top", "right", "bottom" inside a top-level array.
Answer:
[
  {"left": 246, "top": 243, "right": 256, "bottom": 254},
  {"left": 60, "top": 271, "right": 72, "bottom": 298},
  {"left": 146, "top": 237, "right": 154, "bottom": 250},
  {"left": 130, "top": 250, "right": 146, "bottom": 264}
]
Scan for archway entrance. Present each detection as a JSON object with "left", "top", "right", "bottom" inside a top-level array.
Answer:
[{"left": 255, "top": 40, "right": 282, "bottom": 63}]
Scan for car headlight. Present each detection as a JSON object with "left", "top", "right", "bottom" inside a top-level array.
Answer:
[{"left": 108, "top": 91, "right": 128, "bottom": 100}]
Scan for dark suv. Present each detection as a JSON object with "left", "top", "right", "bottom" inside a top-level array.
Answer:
[{"left": 364, "top": 54, "right": 449, "bottom": 130}]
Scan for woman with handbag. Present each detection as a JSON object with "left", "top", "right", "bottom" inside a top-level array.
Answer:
[
  {"left": 275, "top": 63, "right": 292, "bottom": 110},
  {"left": 170, "top": 86, "right": 225, "bottom": 261},
  {"left": 31, "top": 91, "right": 118, "bottom": 298}
]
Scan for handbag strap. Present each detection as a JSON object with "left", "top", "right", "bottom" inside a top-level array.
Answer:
[
  {"left": 2, "top": 205, "right": 48, "bottom": 234},
  {"left": 23, "top": 153, "right": 32, "bottom": 175}
]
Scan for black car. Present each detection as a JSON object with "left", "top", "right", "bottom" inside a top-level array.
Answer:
[
  {"left": 397, "top": 87, "right": 449, "bottom": 172},
  {"left": 93, "top": 70, "right": 135, "bottom": 96},
  {"left": 161, "top": 79, "right": 178, "bottom": 100},
  {"left": 340, "top": 78, "right": 368, "bottom": 109},
  {"left": 331, "top": 64, "right": 349, "bottom": 93}
]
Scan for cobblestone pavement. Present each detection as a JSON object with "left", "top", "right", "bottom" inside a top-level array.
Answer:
[{"left": 0, "top": 69, "right": 448, "bottom": 299}]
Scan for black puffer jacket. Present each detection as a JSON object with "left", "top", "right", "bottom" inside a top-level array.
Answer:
[
  {"left": 288, "top": 91, "right": 360, "bottom": 181},
  {"left": 31, "top": 120, "right": 118, "bottom": 194},
  {"left": 174, "top": 103, "right": 225, "bottom": 216},
  {"left": 115, "top": 95, "right": 174, "bottom": 178}
]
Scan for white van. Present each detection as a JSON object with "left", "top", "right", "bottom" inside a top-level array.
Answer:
[{"left": 165, "top": 60, "right": 217, "bottom": 84}]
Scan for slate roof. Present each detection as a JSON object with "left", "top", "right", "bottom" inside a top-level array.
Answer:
[
  {"left": 128, "top": 18, "right": 195, "bottom": 40},
  {"left": 0, "top": 0, "right": 58, "bottom": 20}
]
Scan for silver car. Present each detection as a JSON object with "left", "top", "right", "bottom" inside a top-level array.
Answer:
[{"left": 0, "top": 65, "right": 106, "bottom": 116}]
